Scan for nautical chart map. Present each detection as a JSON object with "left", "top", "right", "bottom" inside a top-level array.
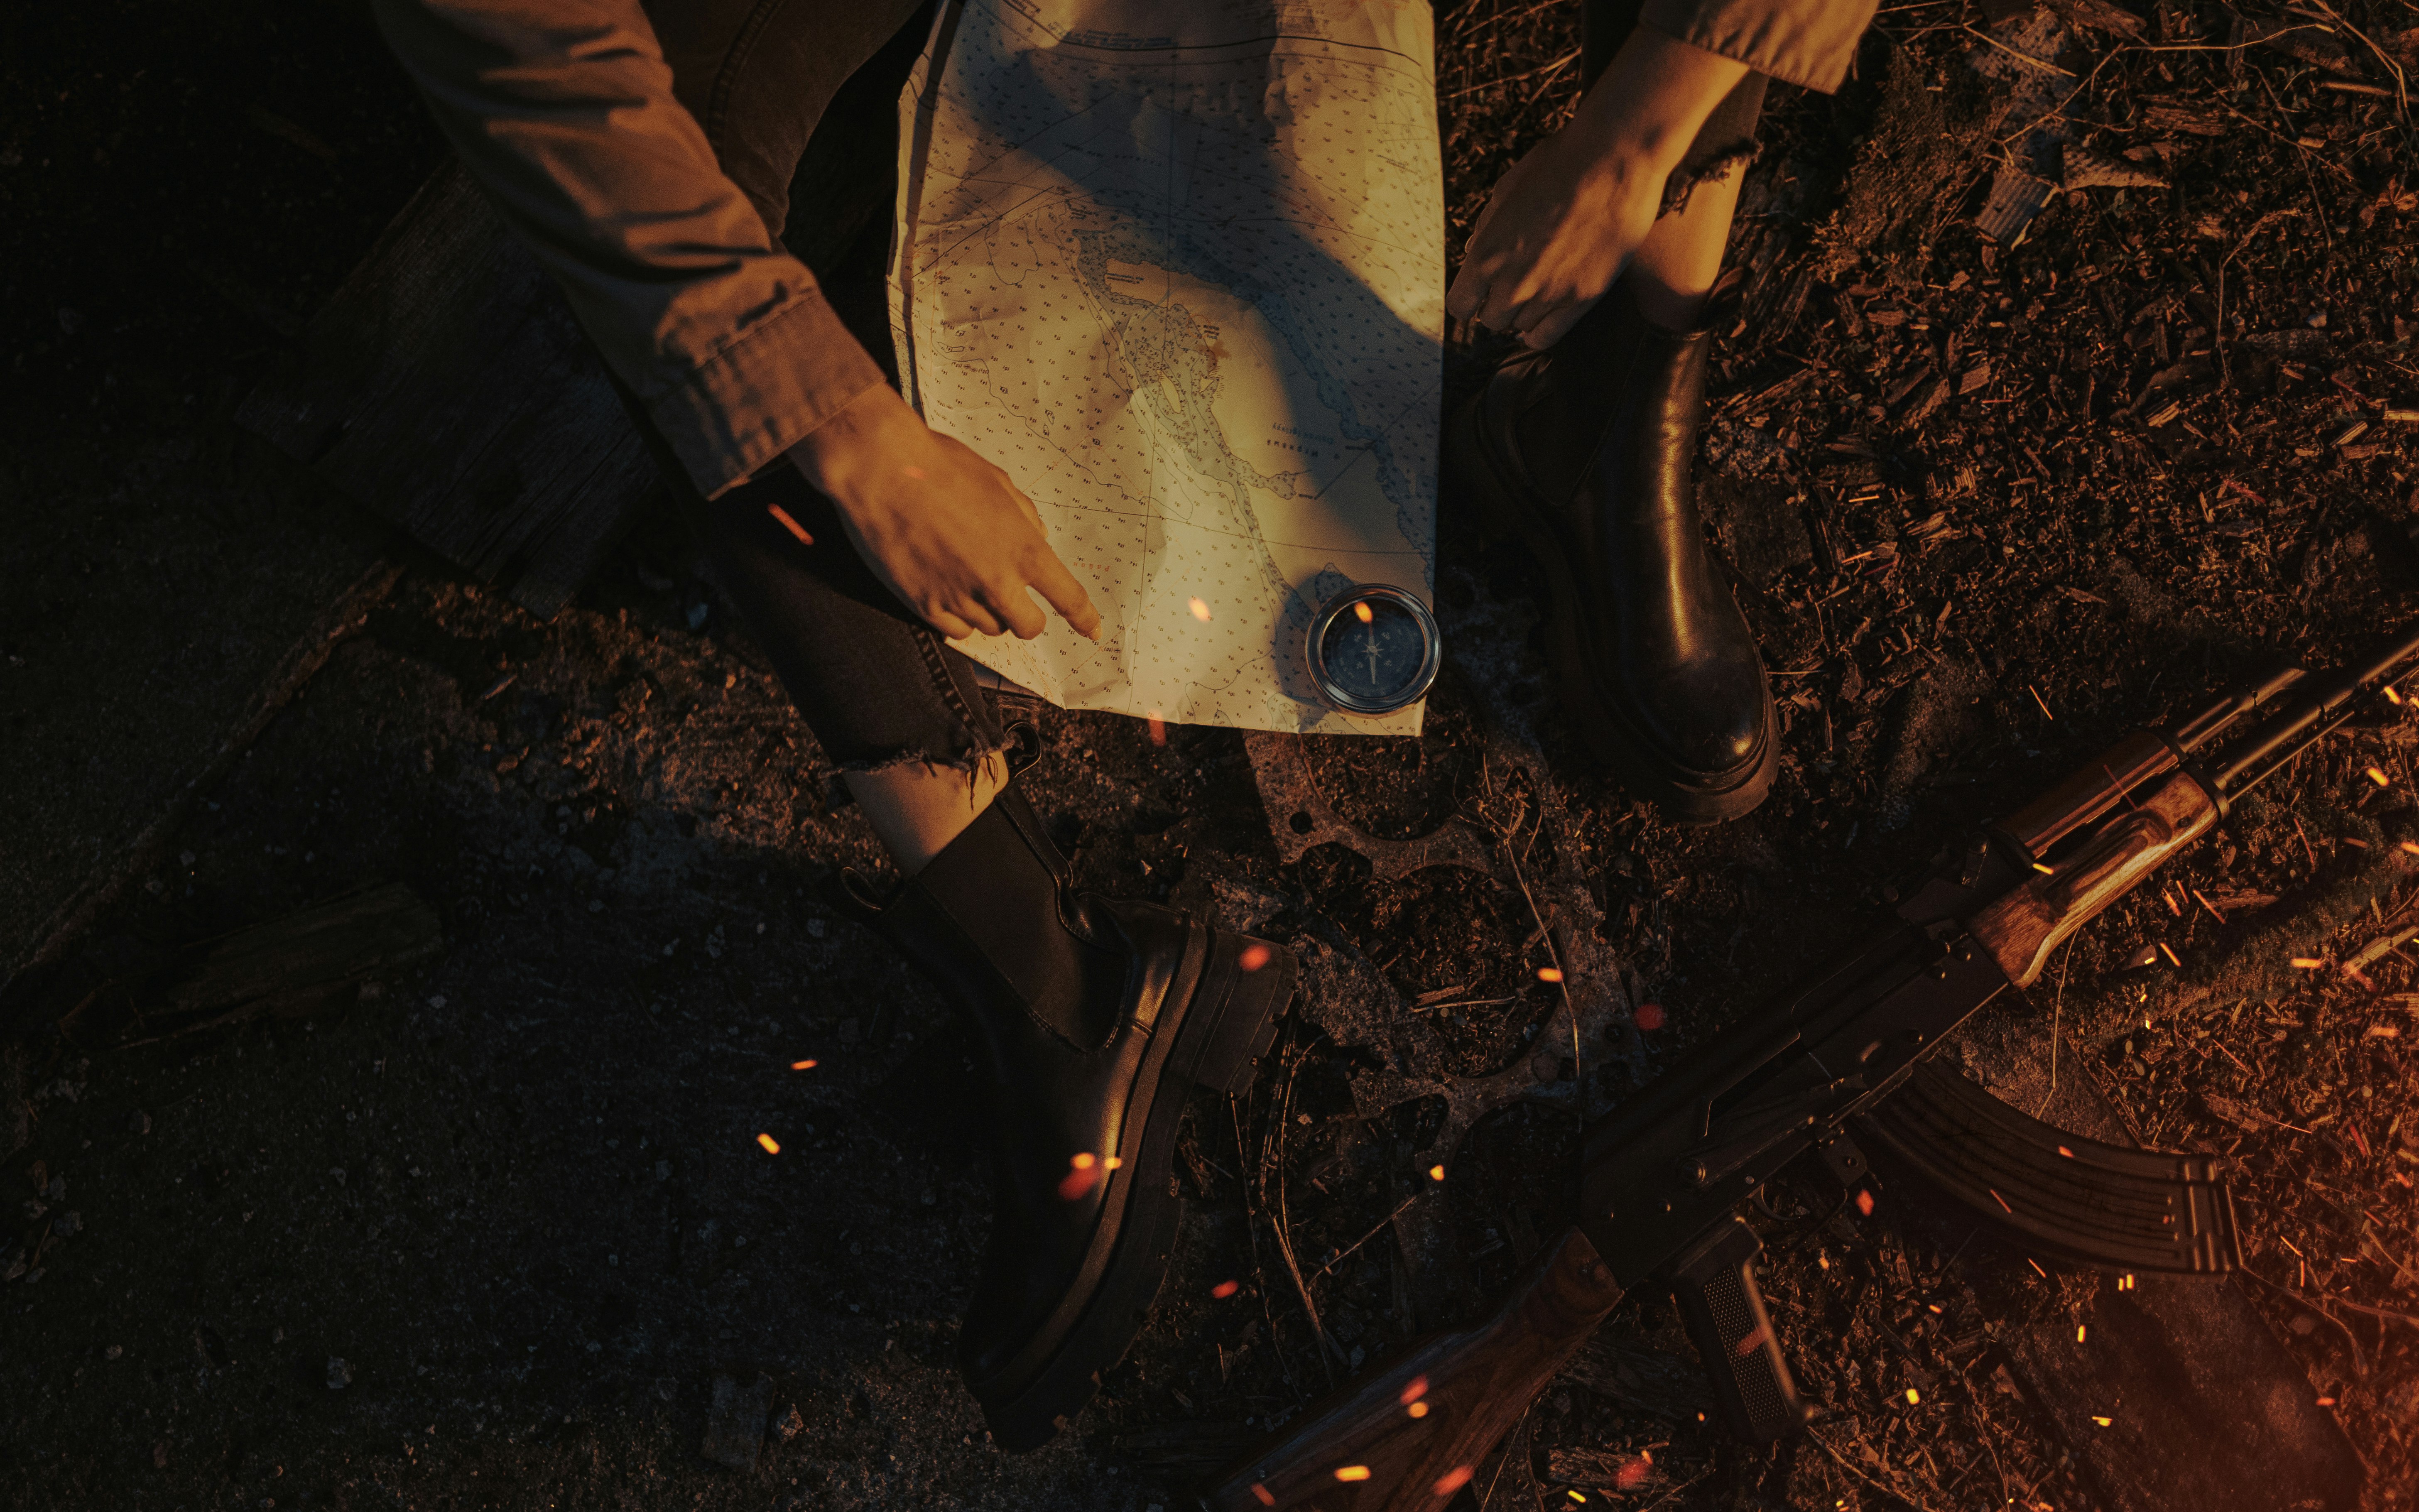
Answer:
[{"left": 889, "top": 0, "right": 1441, "bottom": 734}]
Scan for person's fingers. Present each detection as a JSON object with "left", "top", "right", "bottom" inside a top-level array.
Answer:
[
  {"left": 986, "top": 578, "right": 1049, "bottom": 641},
  {"left": 1028, "top": 546, "right": 1103, "bottom": 641},
  {"left": 1476, "top": 266, "right": 1535, "bottom": 335},
  {"left": 925, "top": 607, "right": 981, "bottom": 642},
  {"left": 944, "top": 596, "right": 1006, "bottom": 639},
  {"left": 1445, "top": 253, "right": 1493, "bottom": 322},
  {"left": 1004, "top": 475, "right": 1046, "bottom": 535}
]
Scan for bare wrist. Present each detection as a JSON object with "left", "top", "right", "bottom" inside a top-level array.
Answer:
[{"left": 1568, "top": 28, "right": 1752, "bottom": 176}]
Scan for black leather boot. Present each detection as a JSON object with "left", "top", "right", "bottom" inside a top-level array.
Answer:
[
  {"left": 1448, "top": 277, "right": 1777, "bottom": 822},
  {"left": 838, "top": 771, "right": 1292, "bottom": 1451}
]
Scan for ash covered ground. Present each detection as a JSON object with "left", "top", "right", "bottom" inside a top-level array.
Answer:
[{"left": 4, "top": 1, "right": 2418, "bottom": 1509}]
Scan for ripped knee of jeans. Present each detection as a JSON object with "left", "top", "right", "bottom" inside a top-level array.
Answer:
[{"left": 1660, "top": 140, "right": 1761, "bottom": 217}]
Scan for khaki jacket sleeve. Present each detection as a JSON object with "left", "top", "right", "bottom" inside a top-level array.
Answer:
[
  {"left": 1641, "top": 0, "right": 1879, "bottom": 93},
  {"left": 370, "top": 0, "right": 888, "bottom": 499}
]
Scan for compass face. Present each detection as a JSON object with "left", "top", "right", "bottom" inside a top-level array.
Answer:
[{"left": 1307, "top": 585, "right": 1441, "bottom": 716}]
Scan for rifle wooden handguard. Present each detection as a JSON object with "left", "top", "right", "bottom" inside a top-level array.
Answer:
[
  {"left": 1200, "top": 1227, "right": 1624, "bottom": 1511},
  {"left": 1968, "top": 771, "right": 2217, "bottom": 987}
]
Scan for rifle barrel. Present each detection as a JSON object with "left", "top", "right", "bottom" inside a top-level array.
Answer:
[{"left": 2205, "top": 623, "right": 2419, "bottom": 796}]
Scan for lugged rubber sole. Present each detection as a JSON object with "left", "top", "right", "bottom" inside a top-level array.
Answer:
[
  {"left": 975, "top": 927, "right": 1294, "bottom": 1451},
  {"left": 1446, "top": 391, "right": 1777, "bottom": 825}
]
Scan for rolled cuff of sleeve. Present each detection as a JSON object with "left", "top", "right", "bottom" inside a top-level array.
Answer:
[
  {"left": 647, "top": 286, "right": 890, "bottom": 499},
  {"left": 1640, "top": 0, "right": 1877, "bottom": 93}
]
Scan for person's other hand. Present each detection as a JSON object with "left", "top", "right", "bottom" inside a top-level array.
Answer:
[
  {"left": 1445, "top": 31, "right": 1748, "bottom": 350},
  {"left": 788, "top": 385, "right": 1101, "bottom": 643}
]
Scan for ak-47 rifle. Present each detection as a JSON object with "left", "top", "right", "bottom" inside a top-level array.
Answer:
[{"left": 1203, "top": 625, "right": 2419, "bottom": 1512}]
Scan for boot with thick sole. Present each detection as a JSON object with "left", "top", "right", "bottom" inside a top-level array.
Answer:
[
  {"left": 838, "top": 772, "right": 1292, "bottom": 1451},
  {"left": 1448, "top": 277, "right": 1777, "bottom": 823}
]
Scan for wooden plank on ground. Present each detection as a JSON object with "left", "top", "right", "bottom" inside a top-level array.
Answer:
[{"left": 236, "top": 160, "right": 659, "bottom": 619}]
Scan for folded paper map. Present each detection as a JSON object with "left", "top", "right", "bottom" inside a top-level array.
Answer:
[{"left": 889, "top": 0, "right": 1442, "bottom": 734}]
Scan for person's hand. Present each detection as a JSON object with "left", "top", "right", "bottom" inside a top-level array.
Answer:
[
  {"left": 788, "top": 385, "right": 1101, "bottom": 643},
  {"left": 1446, "top": 31, "right": 1749, "bottom": 350}
]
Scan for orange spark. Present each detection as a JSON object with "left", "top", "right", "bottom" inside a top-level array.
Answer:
[
  {"left": 756, "top": 1133, "right": 780, "bottom": 1155},
  {"left": 2077, "top": 1325, "right": 2087, "bottom": 1343},
  {"left": 2092, "top": 1415, "right": 2113, "bottom": 1426},
  {"left": 1906, "top": 1388, "right": 1921, "bottom": 1405},
  {"left": 1212, "top": 1280, "right": 1241, "bottom": 1299},
  {"left": 1238, "top": 944, "right": 1272, "bottom": 973},
  {"left": 2387, "top": 686, "right": 2404, "bottom": 705},
  {"left": 1434, "top": 1467, "right": 1476, "bottom": 1496},
  {"left": 2368, "top": 766, "right": 2392, "bottom": 787},
  {"left": 2031, "top": 862, "right": 2056, "bottom": 874},
  {"left": 2404, "top": 841, "right": 2419, "bottom": 857},
  {"left": 1635, "top": 1003, "right": 1667, "bottom": 1030},
  {"left": 1428, "top": 1164, "right": 1446, "bottom": 1181},
  {"left": 1189, "top": 597, "right": 1212, "bottom": 621},
  {"left": 2317, "top": 1396, "right": 2338, "bottom": 1407},
  {"left": 2159, "top": 942, "right": 2182, "bottom": 968},
  {"left": 1407, "top": 1402, "right": 1429, "bottom": 1418},
  {"left": 2292, "top": 957, "right": 2325, "bottom": 969},
  {"left": 766, "top": 504, "right": 815, "bottom": 546},
  {"left": 1733, "top": 1323, "right": 1771, "bottom": 1357},
  {"left": 2057, "top": 1146, "right": 2075, "bottom": 1158},
  {"left": 1855, "top": 1189, "right": 1876, "bottom": 1217},
  {"left": 1537, "top": 966, "right": 1564, "bottom": 983},
  {"left": 1615, "top": 1458, "right": 1651, "bottom": 1490},
  {"left": 2028, "top": 1257, "right": 2049, "bottom": 1278},
  {"left": 1990, "top": 1188, "right": 2013, "bottom": 1213},
  {"left": 1333, "top": 1465, "right": 1372, "bottom": 1483},
  {"left": 1059, "top": 1153, "right": 1099, "bottom": 1201},
  {"left": 791, "top": 1059, "right": 819, "bottom": 1071},
  {"left": 1147, "top": 710, "right": 1167, "bottom": 747},
  {"left": 1354, "top": 601, "right": 1375, "bottom": 623},
  {"left": 1401, "top": 1377, "right": 1429, "bottom": 1405},
  {"left": 1250, "top": 1486, "right": 1277, "bottom": 1508}
]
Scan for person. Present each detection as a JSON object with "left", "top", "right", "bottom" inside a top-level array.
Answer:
[{"left": 370, "top": 0, "right": 1875, "bottom": 1448}]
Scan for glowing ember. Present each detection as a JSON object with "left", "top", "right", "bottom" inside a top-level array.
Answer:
[
  {"left": 2057, "top": 1145, "right": 2075, "bottom": 1158},
  {"left": 1238, "top": 944, "right": 1272, "bottom": 973},
  {"left": 1429, "top": 1164, "right": 1446, "bottom": 1181},
  {"left": 2366, "top": 766, "right": 2392, "bottom": 787},
  {"left": 1250, "top": 1485, "right": 1276, "bottom": 1507},
  {"left": 1537, "top": 966, "right": 1564, "bottom": 983},
  {"left": 2120, "top": 1274, "right": 2134, "bottom": 1289},
  {"left": 2404, "top": 842, "right": 2419, "bottom": 857},
  {"left": 2031, "top": 862, "right": 2056, "bottom": 875},
  {"left": 2027, "top": 1257, "right": 2049, "bottom": 1278},
  {"left": 1059, "top": 1154, "right": 1100, "bottom": 1201},
  {"left": 1635, "top": 1003, "right": 1667, "bottom": 1030},
  {"left": 2159, "top": 942, "right": 2182, "bottom": 967},
  {"left": 1733, "top": 1323, "right": 1771, "bottom": 1357},
  {"left": 1333, "top": 1465, "right": 1372, "bottom": 1483},
  {"left": 1401, "top": 1376, "right": 1429, "bottom": 1404},
  {"left": 1147, "top": 710, "right": 1168, "bottom": 747},
  {"left": 2387, "top": 686, "right": 2404, "bottom": 705},
  {"left": 1189, "top": 597, "right": 1213, "bottom": 621},
  {"left": 1212, "top": 1280, "right": 1241, "bottom": 1299},
  {"left": 1906, "top": 1388, "right": 1921, "bottom": 1405},
  {"left": 1615, "top": 1458, "right": 1651, "bottom": 1490},
  {"left": 2092, "top": 1415, "right": 2113, "bottom": 1427},
  {"left": 2077, "top": 1325, "right": 2087, "bottom": 1343},
  {"left": 1354, "top": 601, "right": 1375, "bottom": 623},
  {"left": 1855, "top": 1189, "right": 1876, "bottom": 1217},
  {"left": 1434, "top": 1467, "right": 1475, "bottom": 1496},
  {"left": 1407, "top": 1401, "right": 1429, "bottom": 1418},
  {"left": 2291, "top": 957, "right": 2325, "bottom": 969},
  {"left": 1990, "top": 1188, "right": 2012, "bottom": 1213},
  {"left": 756, "top": 1133, "right": 780, "bottom": 1154},
  {"left": 791, "top": 1059, "right": 818, "bottom": 1071},
  {"left": 2317, "top": 1396, "right": 2337, "bottom": 1407},
  {"left": 766, "top": 503, "right": 815, "bottom": 546}
]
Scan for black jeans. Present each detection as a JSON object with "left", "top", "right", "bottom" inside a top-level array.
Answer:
[{"left": 641, "top": 0, "right": 1767, "bottom": 774}]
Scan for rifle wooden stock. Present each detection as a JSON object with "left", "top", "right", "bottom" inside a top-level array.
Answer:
[
  {"left": 1968, "top": 771, "right": 2218, "bottom": 988},
  {"left": 1201, "top": 1228, "right": 1624, "bottom": 1512}
]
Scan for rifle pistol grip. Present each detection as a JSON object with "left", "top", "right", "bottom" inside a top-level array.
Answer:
[{"left": 1664, "top": 1217, "right": 1816, "bottom": 1442}]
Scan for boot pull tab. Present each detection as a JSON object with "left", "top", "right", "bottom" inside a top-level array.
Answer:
[
  {"left": 822, "top": 868, "right": 890, "bottom": 924},
  {"left": 1002, "top": 718, "right": 1044, "bottom": 779}
]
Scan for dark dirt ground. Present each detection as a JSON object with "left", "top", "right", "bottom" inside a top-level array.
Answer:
[{"left": 5, "top": 1, "right": 2419, "bottom": 1510}]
